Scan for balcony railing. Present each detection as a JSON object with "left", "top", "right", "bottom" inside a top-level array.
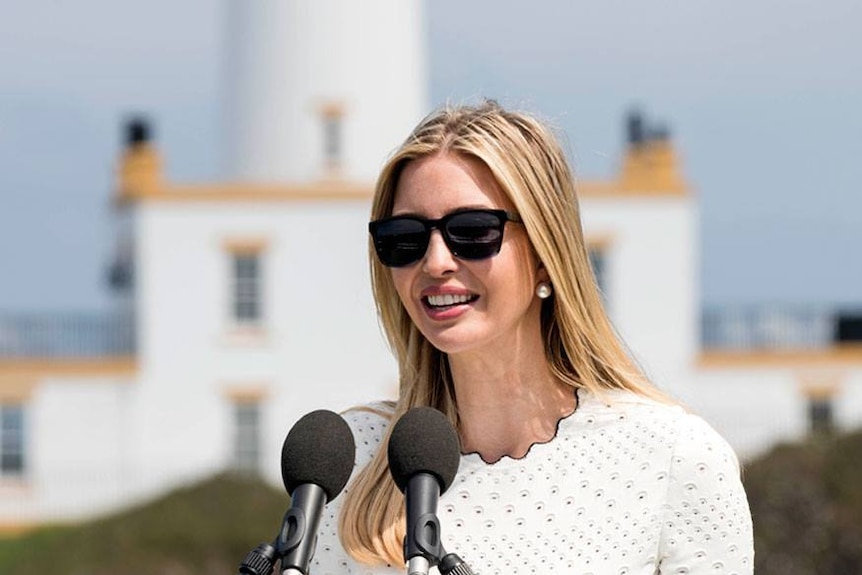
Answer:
[
  {"left": 1, "top": 307, "right": 858, "bottom": 357},
  {"left": 701, "top": 306, "right": 862, "bottom": 351},
  {"left": 0, "top": 313, "right": 135, "bottom": 358}
]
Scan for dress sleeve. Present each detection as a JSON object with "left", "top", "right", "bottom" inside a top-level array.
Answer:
[{"left": 657, "top": 413, "right": 754, "bottom": 574}]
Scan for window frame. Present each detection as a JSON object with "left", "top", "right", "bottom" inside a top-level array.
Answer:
[
  {"left": 318, "top": 100, "right": 346, "bottom": 175},
  {"left": 232, "top": 400, "right": 261, "bottom": 474},
  {"left": 0, "top": 404, "right": 26, "bottom": 477},
  {"left": 223, "top": 238, "right": 268, "bottom": 330}
]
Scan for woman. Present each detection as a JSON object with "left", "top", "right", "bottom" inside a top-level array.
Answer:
[{"left": 311, "top": 101, "right": 753, "bottom": 574}]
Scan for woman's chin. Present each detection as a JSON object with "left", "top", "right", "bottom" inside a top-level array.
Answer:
[{"left": 422, "top": 326, "right": 489, "bottom": 357}]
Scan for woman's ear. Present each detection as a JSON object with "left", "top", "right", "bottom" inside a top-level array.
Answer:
[{"left": 536, "top": 261, "right": 550, "bottom": 283}]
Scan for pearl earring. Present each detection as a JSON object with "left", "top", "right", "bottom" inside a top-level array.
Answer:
[{"left": 536, "top": 282, "right": 553, "bottom": 299}]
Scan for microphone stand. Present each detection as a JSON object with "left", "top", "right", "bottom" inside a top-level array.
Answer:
[
  {"left": 237, "top": 490, "right": 325, "bottom": 575},
  {"left": 237, "top": 531, "right": 479, "bottom": 575},
  {"left": 402, "top": 474, "right": 445, "bottom": 575}
]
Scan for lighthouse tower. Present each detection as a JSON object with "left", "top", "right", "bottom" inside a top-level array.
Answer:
[
  {"left": 102, "top": 1, "right": 430, "bottom": 502},
  {"left": 223, "top": 0, "right": 427, "bottom": 184}
]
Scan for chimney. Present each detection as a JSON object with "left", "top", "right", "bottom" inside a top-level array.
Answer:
[
  {"left": 619, "top": 108, "right": 687, "bottom": 195},
  {"left": 125, "top": 117, "right": 151, "bottom": 148},
  {"left": 626, "top": 109, "right": 645, "bottom": 147},
  {"left": 116, "top": 115, "right": 162, "bottom": 201}
]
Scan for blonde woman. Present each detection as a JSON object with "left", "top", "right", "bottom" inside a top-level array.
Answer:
[{"left": 311, "top": 102, "right": 753, "bottom": 574}]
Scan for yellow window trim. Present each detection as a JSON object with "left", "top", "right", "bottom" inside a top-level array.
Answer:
[
  {"left": 798, "top": 371, "right": 843, "bottom": 400},
  {"left": 222, "top": 384, "right": 270, "bottom": 404},
  {"left": 586, "top": 233, "right": 614, "bottom": 251},
  {"left": 223, "top": 237, "right": 269, "bottom": 255}
]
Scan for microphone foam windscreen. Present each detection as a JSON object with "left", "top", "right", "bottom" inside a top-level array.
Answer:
[
  {"left": 281, "top": 409, "right": 356, "bottom": 502},
  {"left": 387, "top": 406, "right": 460, "bottom": 494}
]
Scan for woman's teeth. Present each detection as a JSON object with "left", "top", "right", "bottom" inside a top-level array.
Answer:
[{"left": 426, "top": 293, "right": 473, "bottom": 307}]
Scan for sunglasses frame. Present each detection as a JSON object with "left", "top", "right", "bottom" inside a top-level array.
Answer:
[{"left": 368, "top": 208, "right": 523, "bottom": 268}]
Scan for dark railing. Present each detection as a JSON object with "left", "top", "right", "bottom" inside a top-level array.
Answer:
[
  {"left": 701, "top": 306, "right": 862, "bottom": 351},
  {"left": 0, "top": 313, "right": 135, "bottom": 358}
]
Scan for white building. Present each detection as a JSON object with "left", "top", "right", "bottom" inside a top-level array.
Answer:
[
  {"left": 1, "top": 0, "right": 861, "bottom": 531},
  {"left": 575, "top": 115, "right": 862, "bottom": 457}
]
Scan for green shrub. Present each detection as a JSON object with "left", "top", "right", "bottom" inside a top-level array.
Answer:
[
  {"left": 746, "top": 429, "right": 862, "bottom": 574},
  {"left": 0, "top": 473, "right": 288, "bottom": 575}
]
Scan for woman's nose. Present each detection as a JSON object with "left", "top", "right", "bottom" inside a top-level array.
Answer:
[{"left": 421, "top": 230, "right": 458, "bottom": 276}]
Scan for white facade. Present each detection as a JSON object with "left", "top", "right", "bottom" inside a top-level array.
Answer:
[
  {"left": 580, "top": 189, "right": 862, "bottom": 460},
  {"left": 0, "top": 377, "right": 135, "bottom": 524},
  {"left": 581, "top": 196, "right": 699, "bottom": 400},
  {"left": 691, "top": 365, "right": 862, "bottom": 458},
  {"left": 2, "top": 197, "right": 404, "bottom": 525},
  {"left": 132, "top": 200, "right": 399, "bottom": 492}
]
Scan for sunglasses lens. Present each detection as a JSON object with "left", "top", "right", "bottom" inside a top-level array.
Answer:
[
  {"left": 445, "top": 211, "right": 505, "bottom": 259},
  {"left": 372, "top": 218, "right": 429, "bottom": 267}
]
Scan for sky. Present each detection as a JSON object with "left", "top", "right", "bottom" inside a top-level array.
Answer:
[{"left": 0, "top": 0, "right": 860, "bottom": 314}]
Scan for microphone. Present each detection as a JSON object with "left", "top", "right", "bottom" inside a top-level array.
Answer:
[
  {"left": 237, "top": 409, "right": 355, "bottom": 575},
  {"left": 277, "top": 409, "right": 356, "bottom": 575},
  {"left": 387, "top": 407, "right": 460, "bottom": 575}
]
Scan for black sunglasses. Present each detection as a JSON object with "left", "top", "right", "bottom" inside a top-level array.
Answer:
[{"left": 368, "top": 208, "right": 523, "bottom": 267}]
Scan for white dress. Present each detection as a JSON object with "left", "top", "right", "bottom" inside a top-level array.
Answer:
[{"left": 310, "top": 389, "right": 754, "bottom": 575}]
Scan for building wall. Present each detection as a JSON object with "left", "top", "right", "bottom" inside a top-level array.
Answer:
[
  {"left": 580, "top": 193, "right": 862, "bottom": 462},
  {"left": 1, "top": 376, "right": 135, "bottom": 524},
  {"left": 132, "top": 199, "right": 397, "bottom": 492},
  {"left": 581, "top": 196, "right": 698, "bottom": 399},
  {"left": 692, "top": 363, "right": 862, "bottom": 459}
]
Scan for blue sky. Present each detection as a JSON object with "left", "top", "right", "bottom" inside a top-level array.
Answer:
[{"left": 1, "top": 0, "right": 860, "bottom": 312}]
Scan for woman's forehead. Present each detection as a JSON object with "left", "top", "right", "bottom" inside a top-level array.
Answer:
[{"left": 391, "top": 153, "right": 513, "bottom": 216}]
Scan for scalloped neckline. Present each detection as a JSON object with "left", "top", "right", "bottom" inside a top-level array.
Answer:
[{"left": 460, "top": 387, "right": 582, "bottom": 465}]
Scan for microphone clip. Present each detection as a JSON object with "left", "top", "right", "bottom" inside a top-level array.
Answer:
[{"left": 404, "top": 511, "right": 443, "bottom": 567}]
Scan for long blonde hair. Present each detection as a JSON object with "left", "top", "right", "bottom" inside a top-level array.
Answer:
[{"left": 339, "top": 101, "right": 669, "bottom": 565}]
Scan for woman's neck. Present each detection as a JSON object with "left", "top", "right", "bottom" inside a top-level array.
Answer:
[{"left": 449, "top": 350, "right": 577, "bottom": 464}]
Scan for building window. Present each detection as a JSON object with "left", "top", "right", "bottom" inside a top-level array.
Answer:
[
  {"left": 1, "top": 404, "right": 25, "bottom": 477},
  {"left": 224, "top": 238, "right": 268, "bottom": 332},
  {"left": 231, "top": 252, "right": 262, "bottom": 325},
  {"left": 319, "top": 101, "right": 345, "bottom": 174},
  {"left": 801, "top": 375, "right": 839, "bottom": 436},
  {"left": 324, "top": 115, "right": 342, "bottom": 166},
  {"left": 233, "top": 402, "right": 261, "bottom": 474},
  {"left": 808, "top": 396, "right": 833, "bottom": 435}
]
